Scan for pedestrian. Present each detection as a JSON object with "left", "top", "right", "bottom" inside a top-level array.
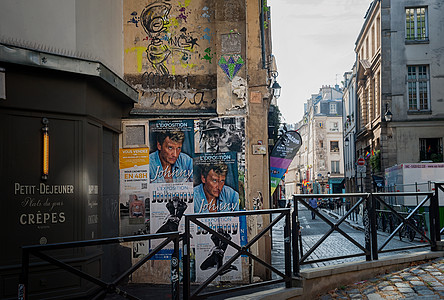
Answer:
[{"left": 308, "top": 189, "right": 318, "bottom": 220}]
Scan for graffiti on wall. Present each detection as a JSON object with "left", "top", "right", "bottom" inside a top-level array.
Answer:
[
  {"left": 124, "top": 0, "right": 217, "bottom": 111},
  {"left": 129, "top": 0, "right": 208, "bottom": 75},
  {"left": 218, "top": 54, "right": 245, "bottom": 81}
]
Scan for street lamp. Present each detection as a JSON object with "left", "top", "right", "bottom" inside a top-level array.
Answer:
[
  {"left": 384, "top": 103, "right": 393, "bottom": 122},
  {"left": 344, "top": 137, "right": 349, "bottom": 147},
  {"left": 271, "top": 80, "right": 281, "bottom": 99}
]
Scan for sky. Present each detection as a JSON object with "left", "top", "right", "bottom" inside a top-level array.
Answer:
[{"left": 269, "top": 0, "right": 373, "bottom": 125}]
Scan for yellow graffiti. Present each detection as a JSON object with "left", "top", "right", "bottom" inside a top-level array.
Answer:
[
  {"left": 165, "top": 17, "right": 179, "bottom": 31},
  {"left": 125, "top": 46, "right": 147, "bottom": 73},
  {"left": 178, "top": 0, "right": 191, "bottom": 8}
]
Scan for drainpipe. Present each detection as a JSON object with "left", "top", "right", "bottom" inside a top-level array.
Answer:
[{"left": 260, "top": 0, "right": 266, "bottom": 69}]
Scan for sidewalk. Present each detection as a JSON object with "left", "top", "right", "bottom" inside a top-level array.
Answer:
[{"left": 318, "top": 257, "right": 444, "bottom": 300}]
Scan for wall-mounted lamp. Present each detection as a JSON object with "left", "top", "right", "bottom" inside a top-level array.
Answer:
[
  {"left": 271, "top": 80, "right": 281, "bottom": 99},
  {"left": 268, "top": 54, "right": 281, "bottom": 99},
  {"left": 42, "top": 118, "right": 49, "bottom": 180},
  {"left": 384, "top": 103, "right": 393, "bottom": 122},
  {"left": 345, "top": 137, "right": 350, "bottom": 147}
]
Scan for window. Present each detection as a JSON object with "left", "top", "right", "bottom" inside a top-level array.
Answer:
[
  {"left": 331, "top": 161, "right": 340, "bottom": 174},
  {"left": 329, "top": 103, "right": 337, "bottom": 114},
  {"left": 406, "top": 7, "right": 428, "bottom": 41},
  {"left": 319, "top": 140, "right": 324, "bottom": 148},
  {"left": 330, "top": 141, "right": 339, "bottom": 153},
  {"left": 407, "top": 65, "right": 430, "bottom": 111},
  {"left": 420, "top": 138, "right": 443, "bottom": 162}
]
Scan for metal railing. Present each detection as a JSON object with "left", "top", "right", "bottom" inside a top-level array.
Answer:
[
  {"left": 371, "top": 192, "right": 434, "bottom": 258},
  {"left": 183, "top": 208, "right": 292, "bottom": 300},
  {"left": 292, "top": 187, "right": 441, "bottom": 276},
  {"left": 19, "top": 232, "right": 180, "bottom": 300},
  {"left": 292, "top": 193, "right": 372, "bottom": 276}
]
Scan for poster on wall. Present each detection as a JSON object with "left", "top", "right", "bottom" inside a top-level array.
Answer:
[
  {"left": 192, "top": 152, "right": 245, "bottom": 282},
  {"left": 119, "top": 148, "right": 150, "bottom": 232},
  {"left": 149, "top": 120, "right": 195, "bottom": 259},
  {"left": 194, "top": 117, "right": 246, "bottom": 208}
]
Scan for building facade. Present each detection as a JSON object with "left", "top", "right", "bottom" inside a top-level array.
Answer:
[
  {"left": 353, "top": 0, "right": 444, "bottom": 192},
  {"left": 1, "top": 0, "right": 278, "bottom": 297},
  {"left": 287, "top": 85, "right": 345, "bottom": 197}
]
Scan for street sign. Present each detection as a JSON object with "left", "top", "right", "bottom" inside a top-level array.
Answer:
[
  {"left": 326, "top": 184, "right": 330, "bottom": 189},
  {"left": 357, "top": 165, "right": 366, "bottom": 173},
  {"left": 357, "top": 156, "right": 365, "bottom": 166},
  {"left": 357, "top": 172, "right": 367, "bottom": 178}
]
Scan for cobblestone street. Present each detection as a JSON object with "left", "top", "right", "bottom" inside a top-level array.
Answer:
[{"left": 318, "top": 258, "right": 444, "bottom": 299}]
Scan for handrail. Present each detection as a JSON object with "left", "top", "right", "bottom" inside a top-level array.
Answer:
[{"left": 19, "top": 232, "right": 180, "bottom": 300}]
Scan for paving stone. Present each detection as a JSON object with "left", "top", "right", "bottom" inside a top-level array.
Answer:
[
  {"left": 403, "top": 276, "right": 419, "bottom": 281},
  {"left": 417, "top": 289, "right": 435, "bottom": 295},
  {"left": 414, "top": 286, "right": 432, "bottom": 292},
  {"left": 366, "top": 293, "right": 384, "bottom": 300},
  {"left": 433, "top": 286, "right": 444, "bottom": 291},
  {"left": 319, "top": 295, "right": 333, "bottom": 300},
  {"left": 397, "top": 287, "right": 415, "bottom": 293},
  {"left": 395, "top": 282, "right": 411, "bottom": 288},
  {"left": 410, "top": 280, "right": 425, "bottom": 286},
  {"left": 430, "top": 282, "right": 444, "bottom": 287},
  {"left": 401, "top": 293, "right": 418, "bottom": 298},
  {"left": 362, "top": 287, "right": 376, "bottom": 294},
  {"left": 379, "top": 285, "right": 396, "bottom": 291}
]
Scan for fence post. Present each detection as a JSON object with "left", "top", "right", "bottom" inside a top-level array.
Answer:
[
  {"left": 171, "top": 234, "right": 180, "bottom": 300},
  {"left": 431, "top": 183, "right": 441, "bottom": 249},
  {"left": 363, "top": 195, "right": 372, "bottom": 261},
  {"left": 370, "top": 193, "right": 378, "bottom": 260},
  {"left": 292, "top": 195, "right": 300, "bottom": 276},
  {"left": 284, "top": 210, "right": 291, "bottom": 288},
  {"left": 18, "top": 248, "right": 29, "bottom": 300},
  {"left": 183, "top": 217, "right": 191, "bottom": 300}
]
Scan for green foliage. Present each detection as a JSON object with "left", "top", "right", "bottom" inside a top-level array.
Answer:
[{"left": 370, "top": 150, "right": 381, "bottom": 173}]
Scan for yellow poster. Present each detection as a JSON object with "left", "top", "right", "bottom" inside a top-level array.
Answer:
[{"left": 119, "top": 147, "right": 149, "bottom": 169}]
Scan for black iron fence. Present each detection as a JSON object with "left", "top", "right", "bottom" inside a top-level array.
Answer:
[
  {"left": 183, "top": 208, "right": 292, "bottom": 300},
  {"left": 19, "top": 182, "right": 444, "bottom": 299},
  {"left": 19, "top": 232, "right": 180, "bottom": 300},
  {"left": 292, "top": 187, "right": 441, "bottom": 276}
]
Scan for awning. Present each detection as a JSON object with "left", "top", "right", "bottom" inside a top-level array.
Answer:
[{"left": 329, "top": 177, "right": 345, "bottom": 184}]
